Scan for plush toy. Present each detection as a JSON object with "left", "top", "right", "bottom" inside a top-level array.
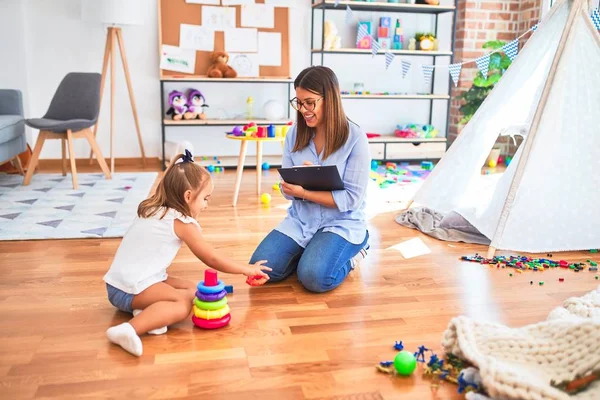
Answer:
[
  {"left": 166, "top": 91, "right": 187, "bottom": 120},
  {"left": 324, "top": 20, "right": 342, "bottom": 50},
  {"left": 185, "top": 89, "right": 208, "bottom": 120},
  {"left": 206, "top": 51, "right": 237, "bottom": 78}
]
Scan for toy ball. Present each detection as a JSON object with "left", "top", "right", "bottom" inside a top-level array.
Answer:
[
  {"left": 262, "top": 162, "right": 270, "bottom": 170},
  {"left": 489, "top": 159, "right": 497, "bottom": 168},
  {"left": 207, "top": 165, "right": 215, "bottom": 172},
  {"left": 371, "top": 160, "right": 379, "bottom": 170},
  {"left": 260, "top": 193, "right": 272, "bottom": 204},
  {"left": 232, "top": 126, "right": 243, "bottom": 136},
  {"left": 394, "top": 351, "right": 417, "bottom": 376},
  {"left": 272, "top": 183, "right": 280, "bottom": 191},
  {"left": 263, "top": 100, "right": 285, "bottom": 120}
]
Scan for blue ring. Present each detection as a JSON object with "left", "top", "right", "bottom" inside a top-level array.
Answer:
[{"left": 197, "top": 280, "right": 225, "bottom": 294}]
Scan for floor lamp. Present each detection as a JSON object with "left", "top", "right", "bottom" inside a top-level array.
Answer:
[{"left": 81, "top": 0, "right": 147, "bottom": 173}]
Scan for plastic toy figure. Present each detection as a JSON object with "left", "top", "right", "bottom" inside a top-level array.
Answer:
[
  {"left": 394, "top": 341, "right": 404, "bottom": 351},
  {"left": 414, "top": 345, "right": 430, "bottom": 362}
]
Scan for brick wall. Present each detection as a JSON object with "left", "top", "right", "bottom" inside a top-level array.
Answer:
[{"left": 448, "top": 0, "right": 543, "bottom": 144}]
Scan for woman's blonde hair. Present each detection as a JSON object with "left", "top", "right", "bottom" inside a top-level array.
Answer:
[
  {"left": 293, "top": 66, "right": 349, "bottom": 160},
  {"left": 137, "top": 153, "right": 211, "bottom": 219}
]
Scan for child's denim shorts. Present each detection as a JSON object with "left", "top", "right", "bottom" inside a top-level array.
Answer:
[{"left": 106, "top": 283, "right": 134, "bottom": 313}]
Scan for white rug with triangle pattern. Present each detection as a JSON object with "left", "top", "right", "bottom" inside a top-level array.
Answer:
[{"left": 0, "top": 172, "right": 158, "bottom": 241}]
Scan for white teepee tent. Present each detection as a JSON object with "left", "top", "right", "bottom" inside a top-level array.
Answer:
[{"left": 408, "top": 0, "right": 600, "bottom": 257}]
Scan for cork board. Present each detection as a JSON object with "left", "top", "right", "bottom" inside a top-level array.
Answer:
[{"left": 158, "top": 0, "right": 290, "bottom": 78}]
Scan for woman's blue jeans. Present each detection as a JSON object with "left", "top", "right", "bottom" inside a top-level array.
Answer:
[{"left": 250, "top": 228, "right": 369, "bottom": 293}]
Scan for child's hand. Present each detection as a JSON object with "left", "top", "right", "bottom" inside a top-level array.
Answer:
[{"left": 244, "top": 260, "right": 271, "bottom": 280}]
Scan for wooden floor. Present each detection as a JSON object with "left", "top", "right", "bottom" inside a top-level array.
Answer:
[{"left": 1, "top": 166, "right": 598, "bottom": 399}]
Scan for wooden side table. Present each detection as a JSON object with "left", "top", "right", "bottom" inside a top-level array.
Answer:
[{"left": 225, "top": 134, "right": 285, "bottom": 206}]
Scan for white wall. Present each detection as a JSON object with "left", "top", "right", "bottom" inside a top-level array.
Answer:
[
  {"left": 0, "top": 0, "right": 32, "bottom": 142},
  {"left": 1, "top": 0, "right": 454, "bottom": 160}
]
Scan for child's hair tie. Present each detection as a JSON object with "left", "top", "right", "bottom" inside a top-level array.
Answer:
[{"left": 181, "top": 149, "right": 194, "bottom": 163}]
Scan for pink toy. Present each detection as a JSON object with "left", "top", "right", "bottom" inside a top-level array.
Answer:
[
  {"left": 192, "top": 314, "right": 231, "bottom": 330},
  {"left": 204, "top": 270, "right": 218, "bottom": 286}
]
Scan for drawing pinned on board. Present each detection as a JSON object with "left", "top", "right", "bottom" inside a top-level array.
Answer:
[
  {"left": 258, "top": 32, "right": 281, "bottom": 66},
  {"left": 202, "top": 6, "right": 236, "bottom": 31},
  {"left": 225, "top": 28, "right": 258, "bottom": 52},
  {"left": 160, "top": 45, "right": 196, "bottom": 74},
  {"left": 241, "top": 4, "right": 275, "bottom": 28},
  {"left": 185, "top": 0, "right": 219, "bottom": 4},
  {"left": 228, "top": 53, "right": 260, "bottom": 77},
  {"left": 180, "top": 24, "right": 214, "bottom": 51}
]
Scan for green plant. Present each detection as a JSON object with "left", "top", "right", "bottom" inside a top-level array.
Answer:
[
  {"left": 457, "top": 40, "right": 513, "bottom": 125},
  {"left": 414, "top": 32, "right": 436, "bottom": 41}
]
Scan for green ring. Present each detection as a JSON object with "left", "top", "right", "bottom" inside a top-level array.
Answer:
[{"left": 194, "top": 296, "right": 228, "bottom": 311}]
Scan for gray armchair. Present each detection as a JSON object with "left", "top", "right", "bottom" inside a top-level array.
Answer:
[
  {"left": 23, "top": 73, "right": 111, "bottom": 189},
  {"left": 0, "top": 90, "right": 27, "bottom": 174}
]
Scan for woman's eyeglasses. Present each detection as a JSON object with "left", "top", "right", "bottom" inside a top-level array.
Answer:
[{"left": 290, "top": 97, "right": 323, "bottom": 112}]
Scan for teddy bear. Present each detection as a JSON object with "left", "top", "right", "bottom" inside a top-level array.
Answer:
[
  {"left": 206, "top": 51, "right": 237, "bottom": 78},
  {"left": 185, "top": 89, "right": 208, "bottom": 120},
  {"left": 165, "top": 90, "right": 187, "bottom": 120}
]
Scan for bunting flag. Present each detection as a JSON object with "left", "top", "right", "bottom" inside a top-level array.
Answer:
[
  {"left": 475, "top": 54, "right": 490, "bottom": 77},
  {"left": 401, "top": 60, "right": 411, "bottom": 78},
  {"left": 334, "top": 0, "right": 340, "bottom": 6},
  {"left": 591, "top": 8, "right": 600, "bottom": 30},
  {"left": 371, "top": 40, "right": 381, "bottom": 57},
  {"left": 385, "top": 51, "right": 395, "bottom": 69},
  {"left": 422, "top": 65, "right": 434, "bottom": 85},
  {"left": 502, "top": 39, "right": 519, "bottom": 61},
  {"left": 531, "top": 22, "right": 539, "bottom": 31},
  {"left": 448, "top": 63, "right": 462, "bottom": 87},
  {"left": 345, "top": 6, "right": 354, "bottom": 24},
  {"left": 356, "top": 24, "right": 369, "bottom": 45}
]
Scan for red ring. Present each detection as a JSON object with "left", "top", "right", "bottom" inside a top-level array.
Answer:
[{"left": 192, "top": 314, "right": 231, "bottom": 329}]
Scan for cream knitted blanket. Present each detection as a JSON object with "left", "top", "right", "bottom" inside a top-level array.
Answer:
[{"left": 441, "top": 285, "right": 600, "bottom": 400}]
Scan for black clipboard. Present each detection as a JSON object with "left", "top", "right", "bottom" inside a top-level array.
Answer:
[{"left": 277, "top": 165, "right": 345, "bottom": 192}]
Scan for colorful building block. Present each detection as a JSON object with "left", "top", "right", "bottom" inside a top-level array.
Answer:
[
  {"left": 357, "top": 35, "right": 372, "bottom": 49},
  {"left": 380, "top": 17, "right": 391, "bottom": 28},
  {"left": 378, "top": 27, "right": 389, "bottom": 38},
  {"left": 378, "top": 38, "right": 392, "bottom": 49},
  {"left": 358, "top": 21, "right": 372, "bottom": 35}
]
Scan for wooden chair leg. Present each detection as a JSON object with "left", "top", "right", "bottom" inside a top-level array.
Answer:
[
  {"left": 66, "top": 130, "right": 78, "bottom": 190},
  {"left": 23, "top": 131, "right": 47, "bottom": 186},
  {"left": 232, "top": 140, "right": 248, "bottom": 207},
  {"left": 61, "top": 139, "right": 67, "bottom": 176},
  {"left": 84, "top": 129, "right": 111, "bottom": 179},
  {"left": 12, "top": 155, "right": 25, "bottom": 175}
]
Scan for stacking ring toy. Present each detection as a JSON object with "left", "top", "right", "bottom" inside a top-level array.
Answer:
[
  {"left": 192, "top": 314, "right": 231, "bottom": 329},
  {"left": 195, "top": 290, "right": 227, "bottom": 302},
  {"left": 193, "top": 304, "right": 230, "bottom": 320},
  {"left": 194, "top": 296, "right": 228, "bottom": 311},
  {"left": 197, "top": 280, "right": 225, "bottom": 294}
]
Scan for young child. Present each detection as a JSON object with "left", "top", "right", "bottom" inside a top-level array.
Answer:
[{"left": 103, "top": 150, "right": 271, "bottom": 356}]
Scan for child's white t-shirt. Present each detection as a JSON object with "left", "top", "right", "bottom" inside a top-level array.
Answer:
[{"left": 103, "top": 208, "right": 200, "bottom": 294}]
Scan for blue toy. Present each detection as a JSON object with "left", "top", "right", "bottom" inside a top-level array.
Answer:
[
  {"left": 262, "top": 162, "right": 270, "bottom": 170},
  {"left": 224, "top": 285, "right": 233, "bottom": 294},
  {"left": 379, "top": 360, "right": 393, "bottom": 367},
  {"left": 207, "top": 165, "right": 215, "bottom": 172},
  {"left": 414, "top": 345, "right": 430, "bottom": 363},
  {"left": 393, "top": 341, "right": 404, "bottom": 351}
]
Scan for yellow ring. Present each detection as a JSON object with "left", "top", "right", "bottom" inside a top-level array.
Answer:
[{"left": 193, "top": 304, "right": 230, "bottom": 320}]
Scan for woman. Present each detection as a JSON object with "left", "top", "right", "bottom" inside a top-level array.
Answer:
[{"left": 250, "top": 66, "right": 370, "bottom": 293}]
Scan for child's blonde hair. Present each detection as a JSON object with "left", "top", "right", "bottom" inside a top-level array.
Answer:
[{"left": 138, "top": 153, "right": 211, "bottom": 219}]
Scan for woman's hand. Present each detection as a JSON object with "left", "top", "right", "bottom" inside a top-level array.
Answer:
[
  {"left": 243, "top": 260, "right": 272, "bottom": 280},
  {"left": 281, "top": 182, "right": 306, "bottom": 199}
]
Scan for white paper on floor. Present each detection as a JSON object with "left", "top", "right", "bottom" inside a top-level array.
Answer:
[{"left": 388, "top": 237, "right": 431, "bottom": 259}]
